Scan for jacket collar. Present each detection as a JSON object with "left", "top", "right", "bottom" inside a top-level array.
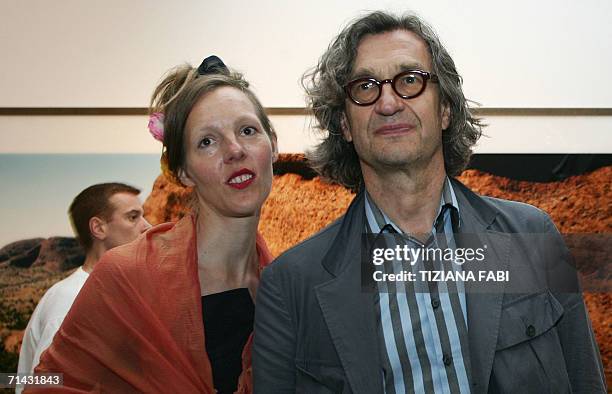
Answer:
[
  {"left": 321, "top": 190, "right": 368, "bottom": 277},
  {"left": 449, "top": 178, "right": 498, "bottom": 231}
]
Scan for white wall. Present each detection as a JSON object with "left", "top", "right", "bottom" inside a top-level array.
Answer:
[{"left": 1, "top": 0, "right": 611, "bottom": 153}]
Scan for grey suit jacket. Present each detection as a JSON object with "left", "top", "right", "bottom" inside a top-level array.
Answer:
[{"left": 253, "top": 179, "right": 606, "bottom": 393}]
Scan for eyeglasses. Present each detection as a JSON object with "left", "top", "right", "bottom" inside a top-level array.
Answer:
[{"left": 344, "top": 70, "right": 439, "bottom": 106}]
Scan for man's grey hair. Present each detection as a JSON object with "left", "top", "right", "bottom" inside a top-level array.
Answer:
[{"left": 302, "top": 11, "right": 484, "bottom": 192}]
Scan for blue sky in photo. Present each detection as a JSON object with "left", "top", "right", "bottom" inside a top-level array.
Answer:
[{"left": 0, "top": 154, "right": 161, "bottom": 248}]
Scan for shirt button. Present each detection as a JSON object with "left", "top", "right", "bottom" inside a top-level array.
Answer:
[
  {"left": 443, "top": 354, "right": 453, "bottom": 366},
  {"left": 431, "top": 298, "right": 440, "bottom": 309},
  {"left": 526, "top": 324, "right": 536, "bottom": 337}
]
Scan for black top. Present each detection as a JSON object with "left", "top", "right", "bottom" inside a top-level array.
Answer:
[{"left": 202, "top": 288, "right": 254, "bottom": 394}]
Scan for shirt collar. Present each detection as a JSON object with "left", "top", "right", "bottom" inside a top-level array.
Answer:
[{"left": 364, "top": 176, "right": 461, "bottom": 235}]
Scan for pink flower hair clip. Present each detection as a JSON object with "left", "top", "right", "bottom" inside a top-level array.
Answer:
[{"left": 148, "top": 112, "right": 165, "bottom": 142}]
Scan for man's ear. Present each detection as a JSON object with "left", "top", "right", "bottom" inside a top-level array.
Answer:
[
  {"left": 178, "top": 168, "right": 195, "bottom": 187},
  {"left": 441, "top": 102, "right": 451, "bottom": 131},
  {"left": 89, "top": 217, "right": 107, "bottom": 242},
  {"left": 340, "top": 113, "right": 353, "bottom": 142}
]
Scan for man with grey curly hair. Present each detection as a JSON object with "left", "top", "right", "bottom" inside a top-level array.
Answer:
[
  {"left": 303, "top": 12, "right": 482, "bottom": 192},
  {"left": 253, "top": 11, "right": 605, "bottom": 394}
]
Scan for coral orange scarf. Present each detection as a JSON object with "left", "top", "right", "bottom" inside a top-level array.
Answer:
[{"left": 29, "top": 215, "right": 272, "bottom": 393}]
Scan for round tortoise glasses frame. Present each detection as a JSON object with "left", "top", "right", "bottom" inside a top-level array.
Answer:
[{"left": 344, "top": 70, "right": 439, "bottom": 106}]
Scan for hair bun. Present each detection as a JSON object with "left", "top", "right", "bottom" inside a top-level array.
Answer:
[{"left": 197, "top": 55, "right": 229, "bottom": 76}]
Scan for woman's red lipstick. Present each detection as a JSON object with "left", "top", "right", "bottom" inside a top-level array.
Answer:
[{"left": 227, "top": 168, "right": 256, "bottom": 190}]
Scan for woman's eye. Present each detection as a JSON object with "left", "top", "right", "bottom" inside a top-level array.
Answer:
[
  {"left": 198, "top": 137, "right": 213, "bottom": 148},
  {"left": 241, "top": 126, "right": 257, "bottom": 136}
]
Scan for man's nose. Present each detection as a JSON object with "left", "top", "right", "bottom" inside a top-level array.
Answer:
[{"left": 374, "top": 84, "right": 404, "bottom": 116}]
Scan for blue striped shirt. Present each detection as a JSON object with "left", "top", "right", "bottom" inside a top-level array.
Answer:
[{"left": 365, "top": 177, "right": 471, "bottom": 394}]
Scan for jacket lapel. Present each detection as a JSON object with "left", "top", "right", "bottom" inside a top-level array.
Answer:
[
  {"left": 315, "top": 192, "right": 384, "bottom": 394},
  {"left": 452, "top": 179, "right": 509, "bottom": 394},
  {"left": 315, "top": 182, "right": 510, "bottom": 394}
]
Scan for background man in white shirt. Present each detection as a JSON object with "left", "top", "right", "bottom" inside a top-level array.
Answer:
[{"left": 16, "top": 182, "right": 151, "bottom": 390}]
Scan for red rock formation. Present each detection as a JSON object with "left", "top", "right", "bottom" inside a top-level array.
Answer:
[
  {"left": 143, "top": 175, "right": 192, "bottom": 225},
  {"left": 0, "top": 237, "right": 84, "bottom": 271},
  {"left": 259, "top": 174, "right": 354, "bottom": 257},
  {"left": 0, "top": 238, "right": 43, "bottom": 266},
  {"left": 458, "top": 167, "right": 611, "bottom": 233},
  {"left": 31, "top": 237, "right": 84, "bottom": 271}
]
